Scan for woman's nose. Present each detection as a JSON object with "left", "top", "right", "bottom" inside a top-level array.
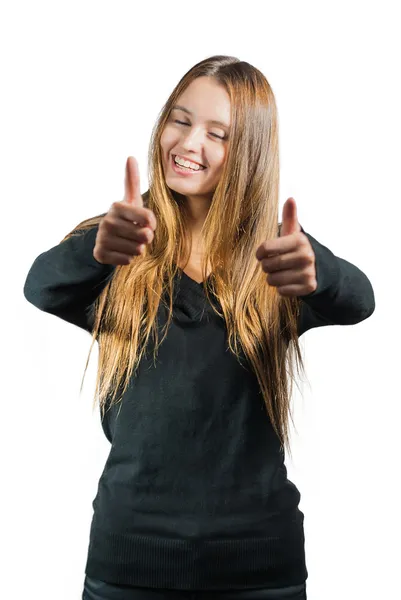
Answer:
[{"left": 181, "top": 126, "right": 204, "bottom": 150}]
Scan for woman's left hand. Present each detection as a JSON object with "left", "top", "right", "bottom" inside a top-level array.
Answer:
[{"left": 255, "top": 197, "right": 317, "bottom": 297}]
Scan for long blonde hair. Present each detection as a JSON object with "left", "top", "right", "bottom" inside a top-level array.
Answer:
[{"left": 62, "top": 55, "right": 306, "bottom": 457}]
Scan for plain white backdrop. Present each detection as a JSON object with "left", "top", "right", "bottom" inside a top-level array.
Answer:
[{"left": 2, "top": 1, "right": 399, "bottom": 598}]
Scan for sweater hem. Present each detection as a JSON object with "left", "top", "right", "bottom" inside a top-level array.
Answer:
[{"left": 84, "top": 510, "right": 308, "bottom": 591}]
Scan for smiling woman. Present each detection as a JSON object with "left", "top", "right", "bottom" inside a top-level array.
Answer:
[
  {"left": 23, "top": 53, "right": 375, "bottom": 599},
  {"left": 160, "top": 77, "right": 231, "bottom": 201}
]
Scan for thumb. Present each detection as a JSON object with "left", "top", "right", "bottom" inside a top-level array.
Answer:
[
  {"left": 124, "top": 156, "right": 143, "bottom": 207},
  {"left": 280, "top": 197, "right": 301, "bottom": 237}
]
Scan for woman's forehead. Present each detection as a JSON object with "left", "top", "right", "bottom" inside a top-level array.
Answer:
[{"left": 176, "top": 78, "right": 231, "bottom": 127}]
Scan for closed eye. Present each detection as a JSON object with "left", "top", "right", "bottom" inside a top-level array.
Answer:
[{"left": 173, "top": 120, "right": 225, "bottom": 140}]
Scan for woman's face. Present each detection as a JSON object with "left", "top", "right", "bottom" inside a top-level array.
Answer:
[{"left": 160, "top": 76, "right": 231, "bottom": 200}]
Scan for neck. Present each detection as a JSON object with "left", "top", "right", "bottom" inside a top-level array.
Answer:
[
  {"left": 184, "top": 193, "right": 211, "bottom": 227},
  {"left": 183, "top": 194, "right": 211, "bottom": 252}
]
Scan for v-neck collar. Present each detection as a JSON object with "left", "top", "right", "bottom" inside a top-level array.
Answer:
[
  {"left": 178, "top": 269, "right": 212, "bottom": 287},
  {"left": 168, "top": 268, "right": 220, "bottom": 322}
]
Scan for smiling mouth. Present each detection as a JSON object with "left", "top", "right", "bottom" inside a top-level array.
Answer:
[{"left": 172, "top": 155, "right": 206, "bottom": 171}]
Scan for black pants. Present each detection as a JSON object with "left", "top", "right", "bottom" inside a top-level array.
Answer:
[{"left": 82, "top": 576, "right": 307, "bottom": 599}]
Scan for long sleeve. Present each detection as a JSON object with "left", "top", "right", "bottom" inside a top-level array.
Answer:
[
  {"left": 297, "top": 226, "right": 375, "bottom": 337},
  {"left": 23, "top": 225, "right": 116, "bottom": 333}
]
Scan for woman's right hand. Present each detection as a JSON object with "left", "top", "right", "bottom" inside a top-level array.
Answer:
[{"left": 93, "top": 156, "right": 157, "bottom": 265}]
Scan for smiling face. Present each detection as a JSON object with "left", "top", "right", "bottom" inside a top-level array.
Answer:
[{"left": 160, "top": 76, "right": 231, "bottom": 201}]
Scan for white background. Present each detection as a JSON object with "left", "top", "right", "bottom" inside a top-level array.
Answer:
[{"left": 2, "top": 1, "right": 399, "bottom": 598}]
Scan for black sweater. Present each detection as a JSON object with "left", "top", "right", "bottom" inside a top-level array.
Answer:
[{"left": 23, "top": 223, "right": 375, "bottom": 591}]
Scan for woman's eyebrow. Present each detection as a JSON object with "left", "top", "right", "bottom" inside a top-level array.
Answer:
[{"left": 172, "top": 105, "right": 230, "bottom": 129}]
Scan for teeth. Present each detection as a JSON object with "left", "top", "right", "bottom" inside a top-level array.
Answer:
[{"left": 174, "top": 155, "right": 204, "bottom": 171}]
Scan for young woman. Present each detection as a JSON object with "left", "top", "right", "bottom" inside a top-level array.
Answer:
[{"left": 23, "top": 55, "right": 375, "bottom": 600}]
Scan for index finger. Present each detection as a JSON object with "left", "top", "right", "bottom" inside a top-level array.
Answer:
[
  {"left": 124, "top": 156, "right": 143, "bottom": 207},
  {"left": 255, "top": 235, "right": 298, "bottom": 260}
]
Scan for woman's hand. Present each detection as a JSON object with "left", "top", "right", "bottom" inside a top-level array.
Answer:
[
  {"left": 94, "top": 156, "right": 157, "bottom": 266},
  {"left": 255, "top": 197, "right": 317, "bottom": 297}
]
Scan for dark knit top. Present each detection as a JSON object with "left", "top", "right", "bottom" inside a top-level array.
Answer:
[{"left": 23, "top": 223, "right": 375, "bottom": 591}]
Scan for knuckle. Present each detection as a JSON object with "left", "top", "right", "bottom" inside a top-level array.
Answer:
[
  {"left": 96, "top": 228, "right": 106, "bottom": 243},
  {"left": 142, "top": 210, "right": 154, "bottom": 229},
  {"left": 94, "top": 248, "right": 105, "bottom": 262},
  {"left": 141, "top": 233, "right": 150, "bottom": 244},
  {"left": 301, "top": 249, "right": 314, "bottom": 264},
  {"left": 307, "top": 278, "right": 316, "bottom": 292},
  {"left": 102, "top": 217, "right": 116, "bottom": 232},
  {"left": 138, "top": 212, "right": 150, "bottom": 227}
]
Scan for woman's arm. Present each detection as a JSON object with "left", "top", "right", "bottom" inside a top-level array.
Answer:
[
  {"left": 297, "top": 228, "right": 376, "bottom": 337},
  {"left": 23, "top": 225, "right": 116, "bottom": 333}
]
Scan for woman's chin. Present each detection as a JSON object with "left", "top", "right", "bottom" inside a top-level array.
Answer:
[
  {"left": 164, "top": 172, "right": 215, "bottom": 198},
  {"left": 166, "top": 177, "right": 204, "bottom": 193}
]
